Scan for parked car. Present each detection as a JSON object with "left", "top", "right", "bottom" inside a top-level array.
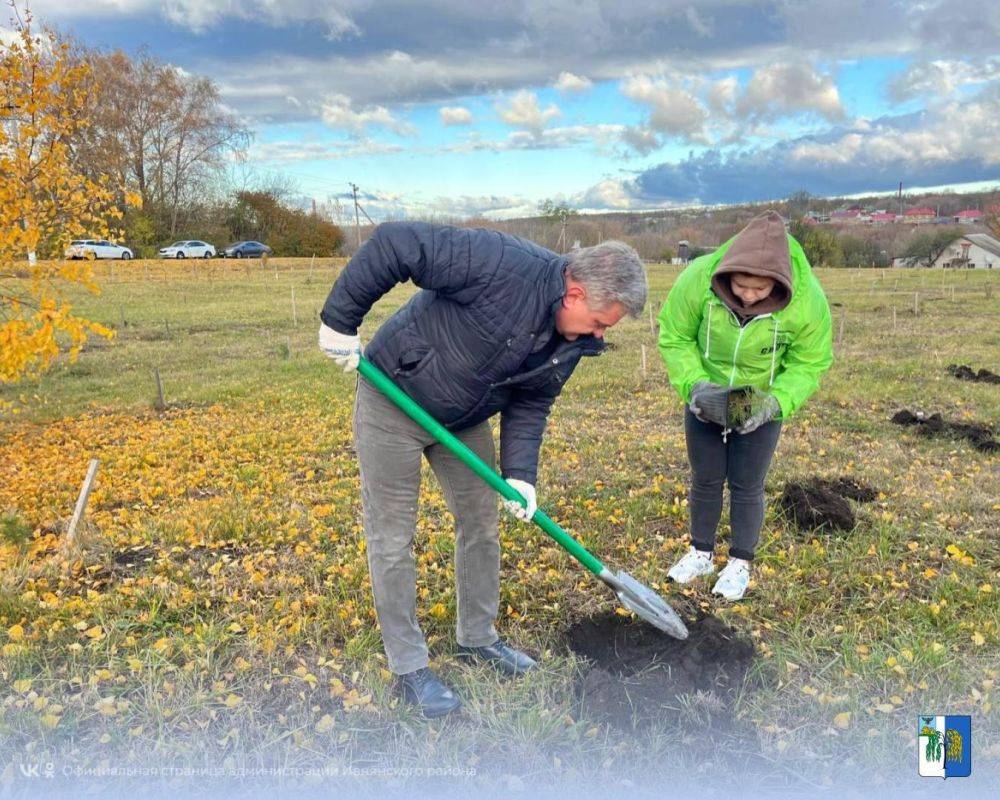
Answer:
[
  {"left": 221, "top": 241, "right": 272, "bottom": 258},
  {"left": 65, "top": 239, "right": 134, "bottom": 260},
  {"left": 158, "top": 240, "right": 217, "bottom": 259}
]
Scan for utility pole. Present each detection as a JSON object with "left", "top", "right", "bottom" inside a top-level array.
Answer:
[{"left": 349, "top": 182, "right": 362, "bottom": 250}]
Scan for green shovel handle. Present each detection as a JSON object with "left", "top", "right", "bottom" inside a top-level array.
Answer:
[{"left": 357, "top": 356, "right": 606, "bottom": 576}]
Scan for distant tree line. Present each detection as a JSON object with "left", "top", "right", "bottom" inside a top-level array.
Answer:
[{"left": 62, "top": 47, "right": 342, "bottom": 258}]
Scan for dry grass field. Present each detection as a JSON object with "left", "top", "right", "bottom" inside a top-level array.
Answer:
[{"left": 1, "top": 257, "right": 997, "bottom": 797}]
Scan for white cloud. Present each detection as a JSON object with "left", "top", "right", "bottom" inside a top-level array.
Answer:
[
  {"left": 791, "top": 87, "right": 1000, "bottom": 167},
  {"left": 553, "top": 71, "right": 592, "bottom": 92},
  {"left": 889, "top": 57, "right": 1000, "bottom": 101},
  {"left": 735, "top": 62, "right": 843, "bottom": 121},
  {"left": 496, "top": 90, "right": 561, "bottom": 136},
  {"left": 621, "top": 74, "right": 709, "bottom": 143},
  {"left": 329, "top": 189, "right": 537, "bottom": 221},
  {"left": 439, "top": 106, "right": 473, "bottom": 126},
  {"left": 420, "top": 194, "right": 537, "bottom": 219},
  {"left": 684, "top": 7, "right": 712, "bottom": 37},
  {"left": 449, "top": 124, "right": 624, "bottom": 153},
  {"left": 32, "top": 0, "right": 362, "bottom": 38},
  {"left": 0, "top": 26, "right": 21, "bottom": 47},
  {"left": 251, "top": 138, "right": 404, "bottom": 162},
  {"left": 707, "top": 76, "right": 738, "bottom": 114},
  {"left": 319, "top": 93, "right": 413, "bottom": 135},
  {"left": 572, "top": 178, "right": 639, "bottom": 210},
  {"left": 620, "top": 126, "right": 662, "bottom": 156}
]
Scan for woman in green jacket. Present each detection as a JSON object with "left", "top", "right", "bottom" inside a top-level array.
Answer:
[{"left": 657, "top": 211, "right": 833, "bottom": 600}]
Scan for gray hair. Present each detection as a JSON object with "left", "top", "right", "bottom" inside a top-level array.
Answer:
[{"left": 564, "top": 240, "right": 647, "bottom": 317}]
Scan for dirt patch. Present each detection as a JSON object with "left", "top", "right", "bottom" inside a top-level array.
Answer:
[
  {"left": 776, "top": 475, "right": 877, "bottom": 532},
  {"left": 813, "top": 477, "right": 879, "bottom": 503},
  {"left": 778, "top": 481, "right": 855, "bottom": 532},
  {"left": 891, "top": 410, "right": 998, "bottom": 453},
  {"left": 566, "top": 612, "right": 754, "bottom": 730},
  {"left": 947, "top": 364, "right": 1000, "bottom": 385},
  {"left": 111, "top": 545, "right": 157, "bottom": 576}
]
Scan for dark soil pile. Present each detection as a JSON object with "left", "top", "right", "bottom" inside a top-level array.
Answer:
[
  {"left": 892, "top": 410, "right": 998, "bottom": 453},
  {"left": 777, "top": 476, "right": 879, "bottom": 532},
  {"left": 778, "top": 481, "right": 855, "bottom": 531},
  {"left": 947, "top": 364, "right": 1000, "bottom": 385},
  {"left": 567, "top": 613, "right": 754, "bottom": 730},
  {"left": 814, "top": 477, "right": 879, "bottom": 503}
]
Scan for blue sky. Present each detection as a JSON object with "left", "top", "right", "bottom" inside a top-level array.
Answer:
[{"left": 17, "top": 1, "right": 1000, "bottom": 219}]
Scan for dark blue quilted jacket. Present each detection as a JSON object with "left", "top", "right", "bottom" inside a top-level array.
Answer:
[{"left": 320, "top": 222, "right": 604, "bottom": 483}]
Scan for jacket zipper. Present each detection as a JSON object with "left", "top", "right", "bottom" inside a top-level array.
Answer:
[
  {"left": 708, "top": 300, "right": 774, "bottom": 383},
  {"left": 707, "top": 300, "right": 774, "bottom": 441},
  {"left": 490, "top": 340, "right": 603, "bottom": 388}
]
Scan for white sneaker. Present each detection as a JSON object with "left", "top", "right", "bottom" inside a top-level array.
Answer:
[
  {"left": 712, "top": 558, "right": 750, "bottom": 600},
  {"left": 667, "top": 546, "right": 715, "bottom": 583}
]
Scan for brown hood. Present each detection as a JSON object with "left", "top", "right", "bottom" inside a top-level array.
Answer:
[{"left": 711, "top": 210, "right": 793, "bottom": 318}]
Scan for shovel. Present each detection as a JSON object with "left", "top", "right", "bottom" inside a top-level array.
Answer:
[{"left": 357, "top": 356, "right": 689, "bottom": 640}]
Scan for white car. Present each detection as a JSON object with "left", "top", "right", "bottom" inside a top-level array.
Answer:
[
  {"left": 158, "top": 240, "right": 217, "bottom": 259},
  {"left": 65, "top": 239, "right": 134, "bottom": 260}
]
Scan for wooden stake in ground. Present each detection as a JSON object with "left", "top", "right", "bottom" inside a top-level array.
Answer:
[
  {"left": 837, "top": 314, "right": 846, "bottom": 347},
  {"left": 153, "top": 367, "right": 165, "bottom": 411},
  {"left": 291, "top": 287, "right": 298, "bottom": 326},
  {"left": 913, "top": 292, "right": 920, "bottom": 316},
  {"left": 892, "top": 306, "right": 897, "bottom": 332},
  {"left": 65, "top": 459, "right": 100, "bottom": 548},
  {"left": 640, "top": 344, "right": 647, "bottom": 378},
  {"left": 648, "top": 303, "right": 656, "bottom": 337}
]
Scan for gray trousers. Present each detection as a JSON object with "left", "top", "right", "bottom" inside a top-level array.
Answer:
[
  {"left": 352, "top": 377, "right": 500, "bottom": 675},
  {"left": 684, "top": 407, "right": 782, "bottom": 561}
]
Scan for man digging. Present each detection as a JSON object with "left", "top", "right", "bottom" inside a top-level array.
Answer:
[{"left": 319, "top": 222, "right": 647, "bottom": 717}]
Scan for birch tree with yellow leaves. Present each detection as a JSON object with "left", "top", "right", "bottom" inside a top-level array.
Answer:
[{"left": 1, "top": 4, "right": 132, "bottom": 385}]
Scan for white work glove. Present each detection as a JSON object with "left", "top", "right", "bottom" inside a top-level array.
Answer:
[
  {"left": 318, "top": 322, "right": 361, "bottom": 372},
  {"left": 502, "top": 479, "right": 537, "bottom": 522}
]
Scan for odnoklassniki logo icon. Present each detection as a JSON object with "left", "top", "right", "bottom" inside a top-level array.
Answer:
[{"left": 918, "top": 715, "right": 971, "bottom": 778}]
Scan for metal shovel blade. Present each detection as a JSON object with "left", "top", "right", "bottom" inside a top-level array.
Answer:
[{"left": 603, "top": 569, "right": 689, "bottom": 640}]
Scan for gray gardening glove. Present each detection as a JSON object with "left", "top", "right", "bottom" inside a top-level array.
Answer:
[
  {"left": 736, "top": 394, "right": 781, "bottom": 435},
  {"left": 689, "top": 381, "right": 723, "bottom": 425}
]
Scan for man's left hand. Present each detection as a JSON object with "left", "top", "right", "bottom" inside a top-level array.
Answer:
[
  {"left": 737, "top": 394, "right": 781, "bottom": 435},
  {"left": 502, "top": 479, "right": 537, "bottom": 521}
]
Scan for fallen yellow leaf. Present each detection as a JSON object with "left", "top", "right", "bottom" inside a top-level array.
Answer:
[{"left": 315, "top": 714, "right": 335, "bottom": 733}]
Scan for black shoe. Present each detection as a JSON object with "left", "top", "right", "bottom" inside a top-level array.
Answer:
[
  {"left": 456, "top": 638, "right": 537, "bottom": 677},
  {"left": 395, "top": 667, "right": 461, "bottom": 718}
]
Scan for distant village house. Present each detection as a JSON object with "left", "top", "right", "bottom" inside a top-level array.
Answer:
[{"left": 930, "top": 233, "right": 1000, "bottom": 269}]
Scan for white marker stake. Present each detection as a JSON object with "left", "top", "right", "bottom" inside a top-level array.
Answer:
[{"left": 66, "top": 459, "right": 100, "bottom": 548}]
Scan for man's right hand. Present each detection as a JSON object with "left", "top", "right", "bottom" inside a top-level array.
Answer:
[{"left": 318, "top": 323, "right": 362, "bottom": 372}]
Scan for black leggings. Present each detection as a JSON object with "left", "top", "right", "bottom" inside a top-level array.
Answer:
[{"left": 684, "top": 408, "right": 782, "bottom": 561}]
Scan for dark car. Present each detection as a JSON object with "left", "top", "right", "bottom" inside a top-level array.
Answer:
[{"left": 221, "top": 241, "right": 273, "bottom": 258}]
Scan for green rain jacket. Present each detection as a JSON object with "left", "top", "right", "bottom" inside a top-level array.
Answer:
[{"left": 657, "top": 235, "right": 834, "bottom": 418}]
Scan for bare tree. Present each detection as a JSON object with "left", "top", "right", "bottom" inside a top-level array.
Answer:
[{"left": 78, "top": 49, "right": 249, "bottom": 238}]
